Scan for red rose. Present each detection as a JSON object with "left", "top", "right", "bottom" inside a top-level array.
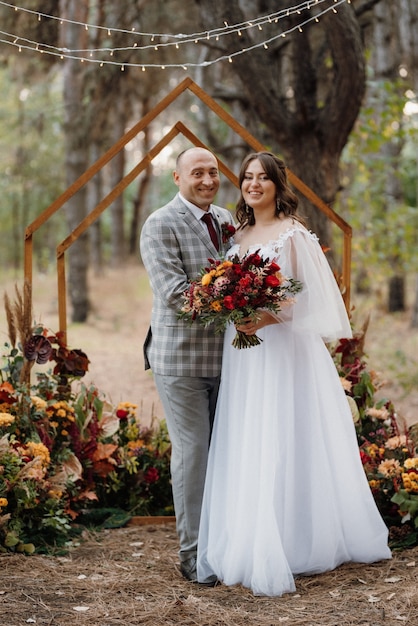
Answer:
[
  {"left": 223, "top": 296, "right": 235, "bottom": 310},
  {"left": 264, "top": 275, "right": 281, "bottom": 287},
  {"left": 116, "top": 409, "right": 129, "bottom": 420},
  {"left": 247, "top": 253, "right": 261, "bottom": 266},
  {"left": 145, "top": 467, "right": 159, "bottom": 483},
  {"left": 360, "top": 450, "right": 371, "bottom": 465}
]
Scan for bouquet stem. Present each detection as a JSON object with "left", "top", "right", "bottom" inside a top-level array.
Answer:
[{"left": 232, "top": 331, "right": 263, "bottom": 349}]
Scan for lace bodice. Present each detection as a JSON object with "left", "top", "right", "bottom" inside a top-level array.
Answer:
[{"left": 227, "top": 227, "right": 319, "bottom": 260}]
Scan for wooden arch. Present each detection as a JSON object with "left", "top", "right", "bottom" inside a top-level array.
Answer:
[{"left": 24, "top": 77, "right": 351, "bottom": 343}]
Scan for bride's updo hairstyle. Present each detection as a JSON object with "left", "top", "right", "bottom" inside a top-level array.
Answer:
[{"left": 235, "top": 151, "right": 305, "bottom": 227}]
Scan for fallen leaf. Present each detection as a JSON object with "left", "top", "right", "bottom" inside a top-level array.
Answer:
[
  {"left": 129, "top": 541, "right": 144, "bottom": 547},
  {"left": 367, "top": 595, "right": 380, "bottom": 603},
  {"left": 385, "top": 576, "right": 401, "bottom": 583},
  {"left": 73, "top": 606, "right": 90, "bottom": 612},
  {"left": 77, "top": 574, "right": 87, "bottom": 579}
]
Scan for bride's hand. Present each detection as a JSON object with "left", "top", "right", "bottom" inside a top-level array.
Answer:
[{"left": 235, "top": 311, "right": 277, "bottom": 335}]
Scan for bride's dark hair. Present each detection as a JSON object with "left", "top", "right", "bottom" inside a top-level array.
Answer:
[{"left": 235, "top": 152, "right": 305, "bottom": 227}]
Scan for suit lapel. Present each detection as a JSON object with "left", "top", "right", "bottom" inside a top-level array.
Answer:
[{"left": 176, "top": 198, "right": 219, "bottom": 255}]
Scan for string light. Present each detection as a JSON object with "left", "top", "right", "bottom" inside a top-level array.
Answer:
[
  {"left": 0, "top": 0, "right": 348, "bottom": 70},
  {"left": 0, "top": 0, "right": 343, "bottom": 47}
]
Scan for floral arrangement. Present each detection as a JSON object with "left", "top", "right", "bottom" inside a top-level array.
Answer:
[
  {"left": 331, "top": 319, "right": 418, "bottom": 547},
  {"left": 2, "top": 284, "right": 418, "bottom": 553},
  {"left": 220, "top": 222, "right": 236, "bottom": 244},
  {"left": 0, "top": 286, "right": 173, "bottom": 554},
  {"left": 179, "top": 251, "right": 303, "bottom": 348}
]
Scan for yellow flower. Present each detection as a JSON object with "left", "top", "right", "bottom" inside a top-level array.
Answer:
[
  {"left": 368, "top": 479, "right": 380, "bottom": 489},
  {"left": 404, "top": 458, "right": 418, "bottom": 470},
  {"left": 56, "top": 409, "right": 66, "bottom": 418},
  {"left": 366, "top": 443, "right": 379, "bottom": 459},
  {"left": 0, "top": 497, "right": 8, "bottom": 508},
  {"left": 0, "top": 413, "right": 15, "bottom": 427},
  {"left": 31, "top": 396, "right": 47, "bottom": 411},
  {"left": 48, "top": 489, "right": 63, "bottom": 499},
  {"left": 210, "top": 300, "right": 222, "bottom": 312},
  {"left": 402, "top": 472, "right": 418, "bottom": 493},
  {"left": 118, "top": 401, "right": 137, "bottom": 411},
  {"left": 25, "top": 441, "right": 51, "bottom": 467},
  {"left": 201, "top": 271, "right": 215, "bottom": 286},
  {"left": 116, "top": 401, "right": 137, "bottom": 420}
]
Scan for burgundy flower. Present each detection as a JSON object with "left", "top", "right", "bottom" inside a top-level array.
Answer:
[
  {"left": 144, "top": 467, "right": 159, "bottom": 484},
  {"left": 221, "top": 222, "right": 236, "bottom": 244},
  {"left": 53, "top": 347, "right": 89, "bottom": 377},
  {"left": 24, "top": 335, "right": 53, "bottom": 364}
]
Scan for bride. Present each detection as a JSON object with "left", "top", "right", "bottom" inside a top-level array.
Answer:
[{"left": 196, "top": 151, "right": 391, "bottom": 596}]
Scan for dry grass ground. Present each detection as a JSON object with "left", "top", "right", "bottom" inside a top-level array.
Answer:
[
  {"left": 1, "top": 523, "right": 418, "bottom": 626},
  {"left": 1, "top": 263, "right": 418, "bottom": 625}
]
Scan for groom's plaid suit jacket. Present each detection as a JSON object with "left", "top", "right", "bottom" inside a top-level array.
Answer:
[{"left": 140, "top": 193, "right": 234, "bottom": 377}]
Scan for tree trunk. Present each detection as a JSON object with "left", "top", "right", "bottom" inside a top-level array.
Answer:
[
  {"left": 60, "top": 0, "right": 90, "bottom": 323},
  {"left": 411, "top": 276, "right": 418, "bottom": 328},
  {"left": 370, "top": 0, "right": 406, "bottom": 311},
  {"left": 194, "top": 0, "right": 366, "bottom": 251},
  {"left": 129, "top": 98, "right": 152, "bottom": 257},
  {"left": 388, "top": 275, "right": 405, "bottom": 313},
  {"left": 109, "top": 97, "right": 126, "bottom": 267},
  {"left": 88, "top": 142, "right": 103, "bottom": 275}
]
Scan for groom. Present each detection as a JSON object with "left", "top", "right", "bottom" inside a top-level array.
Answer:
[{"left": 140, "top": 147, "right": 234, "bottom": 584}]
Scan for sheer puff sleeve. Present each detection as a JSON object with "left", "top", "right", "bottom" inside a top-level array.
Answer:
[{"left": 272, "top": 227, "right": 352, "bottom": 342}]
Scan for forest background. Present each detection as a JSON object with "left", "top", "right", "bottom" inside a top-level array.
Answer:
[{"left": 0, "top": 0, "right": 418, "bottom": 424}]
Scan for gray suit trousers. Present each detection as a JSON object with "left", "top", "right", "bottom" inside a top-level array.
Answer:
[{"left": 154, "top": 373, "right": 220, "bottom": 563}]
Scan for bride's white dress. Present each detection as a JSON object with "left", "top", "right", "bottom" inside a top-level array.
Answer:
[{"left": 197, "top": 226, "right": 391, "bottom": 596}]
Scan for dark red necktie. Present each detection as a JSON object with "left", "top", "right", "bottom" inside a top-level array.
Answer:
[{"left": 202, "top": 213, "right": 220, "bottom": 251}]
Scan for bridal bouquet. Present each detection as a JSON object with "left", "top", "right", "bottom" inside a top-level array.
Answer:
[{"left": 179, "top": 251, "right": 303, "bottom": 348}]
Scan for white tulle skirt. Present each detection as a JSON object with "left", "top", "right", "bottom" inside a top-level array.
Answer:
[{"left": 197, "top": 323, "right": 391, "bottom": 596}]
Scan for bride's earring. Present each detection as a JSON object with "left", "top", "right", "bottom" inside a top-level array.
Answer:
[
  {"left": 276, "top": 197, "right": 281, "bottom": 213},
  {"left": 245, "top": 203, "right": 251, "bottom": 215}
]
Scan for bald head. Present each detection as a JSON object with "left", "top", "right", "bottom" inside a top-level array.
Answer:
[
  {"left": 176, "top": 147, "right": 217, "bottom": 171},
  {"left": 173, "top": 147, "right": 220, "bottom": 211}
]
